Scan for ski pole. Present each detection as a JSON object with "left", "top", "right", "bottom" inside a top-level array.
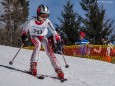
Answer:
[
  {"left": 54, "top": 37, "right": 69, "bottom": 68},
  {"left": 9, "top": 43, "right": 24, "bottom": 65},
  {"left": 56, "top": 40, "right": 69, "bottom": 68},
  {"left": 61, "top": 47, "right": 69, "bottom": 68}
]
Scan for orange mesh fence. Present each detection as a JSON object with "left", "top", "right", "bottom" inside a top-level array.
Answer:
[
  {"left": 63, "top": 45, "right": 115, "bottom": 63},
  {"left": 23, "top": 46, "right": 44, "bottom": 51},
  {"left": 23, "top": 44, "right": 115, "bottom": 63}
]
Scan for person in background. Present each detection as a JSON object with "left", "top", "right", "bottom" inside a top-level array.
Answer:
[
  {"left": 75, "top": 31, "right": 89, "bottom": 45},
  {"left": 74, "top": 31, "right": 89, "bottom": 56},
  {"left": 101, "top": 37, "right": 114, "bottom": 62}
]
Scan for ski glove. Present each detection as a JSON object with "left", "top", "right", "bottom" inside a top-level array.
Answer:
[
  {"left": 21, "top": 35, "right": 29, "bottom": 45},
  {"left": 55, "top": 34, "right": 61, "bottom": 41}
]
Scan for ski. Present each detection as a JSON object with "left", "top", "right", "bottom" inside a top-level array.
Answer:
[
  {"left": 60, "top": 78, "right": 67, "bottom": 82},
  {"left": 25, "top": 71, "right": 67, "bottom": 82},
  {"left": 24, "top": 71, "right": 45, "bottom": 79},
  {"left": 0, "top": 65, "right": 67, "bottom": 82},
  {"left": 37, "top": 74, "right": 67, "bottom": 82},
  {"left": 37, "top": 75, "right": 45, "bottom": 79},
  {"left": 38, "top": 74, "right": 67, "bottom": 82}
]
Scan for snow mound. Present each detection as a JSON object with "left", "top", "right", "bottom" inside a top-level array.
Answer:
[{"left": 0, "top": 45, "right": 115, "bottom": 86}]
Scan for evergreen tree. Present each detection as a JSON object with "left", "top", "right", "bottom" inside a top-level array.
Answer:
[
  {"left": 80, "top": 0, "right": 115, "bottom": 44},
  {"left": 0, "top": 0, "right": 29, "bottom": 47},
  {"left": 56, "top": 0, "right": 81, "bottom": 45}
]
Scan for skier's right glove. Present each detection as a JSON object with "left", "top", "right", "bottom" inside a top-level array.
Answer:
[
  {"left": 21, "top": 35, "right": 29, "bottom": 46},
  {"left": 55, "top": 34, "right": 61, "bottom": 41}
]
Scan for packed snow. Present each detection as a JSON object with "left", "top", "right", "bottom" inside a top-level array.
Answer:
[{"left": 0, "top": 45, "right": 115, "bottom": 86}]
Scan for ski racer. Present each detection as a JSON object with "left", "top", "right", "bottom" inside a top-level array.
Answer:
[{"left": 21, "top": 4, "right": 64, "bottom": 80}]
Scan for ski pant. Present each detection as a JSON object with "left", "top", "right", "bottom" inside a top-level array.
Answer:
[{"left": 30, "top": 36, "right": 61, "bottom": 71}]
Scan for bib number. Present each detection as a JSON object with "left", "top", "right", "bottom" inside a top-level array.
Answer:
[{"left": 33, "top": 29, "right": 43, "bottom": 34}]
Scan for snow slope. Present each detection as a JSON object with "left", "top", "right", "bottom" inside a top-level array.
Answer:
[{"left": 0, "top": 45, "right": 115, "bottom": 86}]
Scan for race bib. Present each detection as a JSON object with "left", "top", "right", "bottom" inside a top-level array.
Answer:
[
  {"left": 29, "top": 26, "right": 45, "bottom": 36},
  {"left": 32, "top": 29, "right": 43, "bottom": 34}
]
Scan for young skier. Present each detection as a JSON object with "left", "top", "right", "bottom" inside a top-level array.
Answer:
[{"left": 21, "top": 4, "right": 64, "bottom": 80}]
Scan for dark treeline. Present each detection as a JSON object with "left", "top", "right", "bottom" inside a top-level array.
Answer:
[{"left": 0, "top": 0, "right": 29, "bottom": 47}]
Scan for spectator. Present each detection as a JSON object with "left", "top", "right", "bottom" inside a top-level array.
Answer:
[
  {"left": 74, "top": 31, "right": 89, "bottom": 57},
  {"left": 75, "top": 31, "right": 89, "bottom": 45},
  {"left": 101, "top": 37, "right": 114, "bottom": 62}
]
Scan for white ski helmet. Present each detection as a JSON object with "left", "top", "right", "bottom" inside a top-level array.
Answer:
[{"left": 37, "top": 4, "right": 50, "bottom": 16}]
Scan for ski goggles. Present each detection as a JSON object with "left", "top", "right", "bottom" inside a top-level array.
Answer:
[{"left": 40, "top": 13, "right": 49, "bottom": 18}]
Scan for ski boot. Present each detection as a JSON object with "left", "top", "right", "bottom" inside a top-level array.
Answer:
[
  {"left": 56, "top": 69, "right": 64, "bottom": 80},
  {"left": 30, "top": 62, "right": 37, "bottom": 76}
]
